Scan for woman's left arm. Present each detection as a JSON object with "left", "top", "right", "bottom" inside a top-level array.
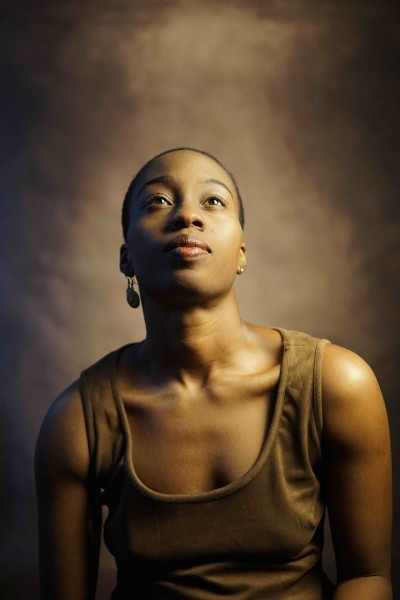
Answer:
[{"left": 322, "top": 344, "right": 392, "bottom": 600}]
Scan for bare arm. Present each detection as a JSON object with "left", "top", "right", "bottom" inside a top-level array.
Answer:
[
  {"left": 35, "top": 383, "right": 101, "bottom": 600},
  {"left": 322, "top": 344, "right": 392, "bottom": 600}
]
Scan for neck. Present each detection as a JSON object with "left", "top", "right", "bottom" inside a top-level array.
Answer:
[{"left": 138, "top": 291, "right": 248, "bottom": 385}]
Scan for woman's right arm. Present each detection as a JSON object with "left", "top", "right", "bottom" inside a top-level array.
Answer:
[{"left": 35, "top": 383, "right": 102, "bottom": 600}]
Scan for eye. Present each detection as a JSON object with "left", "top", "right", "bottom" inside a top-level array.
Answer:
[
  {"left": 204, "top": 195, "right": 226, "bottom": 207},
  {"left": 144, "top": 194, "right": 172, "bottom": 207}
]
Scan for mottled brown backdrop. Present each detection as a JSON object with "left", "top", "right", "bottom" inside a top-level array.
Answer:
[{"left": 0, "top": 1, "right": 399, "bottom": 598}]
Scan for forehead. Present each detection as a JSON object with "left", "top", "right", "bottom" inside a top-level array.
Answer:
[{"left": 134, "top": 150, "right": 236, "bottom": 195}]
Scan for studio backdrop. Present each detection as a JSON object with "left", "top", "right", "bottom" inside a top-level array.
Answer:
[{"left": 0, "top": 1, "right": 399, "bottom": 598}]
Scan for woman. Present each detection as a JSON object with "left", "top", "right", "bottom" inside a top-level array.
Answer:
[{"left": 35, "top": 148, "right": 392, "bottom": 599}]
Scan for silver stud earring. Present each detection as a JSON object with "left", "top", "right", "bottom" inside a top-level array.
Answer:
[{"left": 125, "top": 276, "right": 140, "bottom": 308}]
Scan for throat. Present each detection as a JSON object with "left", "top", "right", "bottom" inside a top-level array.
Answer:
[
  {"left": 141, "top": 290, "right": 245, "bottom": 366},
  {"left": 141, "top": 317, "right": 248, "bottom": 387}
]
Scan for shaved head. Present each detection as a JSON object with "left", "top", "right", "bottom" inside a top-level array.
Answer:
[{"left": 122, "top": 148, "right": 245, "bottom": 241}]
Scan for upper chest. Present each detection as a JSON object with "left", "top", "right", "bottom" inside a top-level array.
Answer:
[{"left": 120, "top": 366, "right": 281, "bottom": 495}]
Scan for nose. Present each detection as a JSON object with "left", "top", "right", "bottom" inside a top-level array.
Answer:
[{"left": 168, "top": 202, "right": 205, "bottom": 232}]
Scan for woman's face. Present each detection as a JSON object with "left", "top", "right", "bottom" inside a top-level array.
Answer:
[{"left": 121, "top": 150, "right": 246, "bottom": 306}]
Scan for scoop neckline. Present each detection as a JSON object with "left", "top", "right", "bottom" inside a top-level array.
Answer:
[{"left": 109, "top": 327, "right": 289, "bottom": 504}]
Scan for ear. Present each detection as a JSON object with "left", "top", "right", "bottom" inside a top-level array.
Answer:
[
  {"left": 238, "top": 241, "right": 247, "bottom": 272},
  {"left": 120, "top": 243, "right": 134, "bottom": 276}
]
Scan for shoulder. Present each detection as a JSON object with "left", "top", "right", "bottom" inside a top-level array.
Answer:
[
  {"left": 321, "top": 344, "right": 389, "bottom": 452},
  {"left": 82, "top": 346, "right": 128, "bottom": 379},
  {"left": 35, "top": 382, "right": 90, "bottom": 483},
  {"left": 322, "top": 343, "right": 381, "bottom": 400},
  {"left": 320, "top": 345, "right": 392, "bottom": 586}
]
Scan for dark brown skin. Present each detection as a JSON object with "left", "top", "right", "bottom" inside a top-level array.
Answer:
[{"left": 35, "top": 150, "right": 392, "bottom": 599}]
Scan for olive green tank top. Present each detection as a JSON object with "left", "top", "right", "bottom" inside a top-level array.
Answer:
[{"left": 80, "top": 328, "right": 334, "bottom": 599}]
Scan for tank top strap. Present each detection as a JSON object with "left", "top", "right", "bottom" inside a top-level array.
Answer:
[
  {"left": 80, "top": 347, "right": 128, "bottom": 490},
  {"left": 274, "top": 328, "right": 330, "bottom": 440}
]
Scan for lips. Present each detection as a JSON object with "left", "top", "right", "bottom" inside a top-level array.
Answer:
[{"left": 164, "top": 234, "right": 210, "bottom": 257}]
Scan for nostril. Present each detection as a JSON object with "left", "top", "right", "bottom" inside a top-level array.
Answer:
[
  {"left": 169, "top": 210, "right": 205, "bottom": 231},
  {"left": 170, "top": 214, "right": 186, "bottom": 230}
]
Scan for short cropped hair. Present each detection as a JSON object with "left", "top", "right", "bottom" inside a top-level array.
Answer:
[{"left": 121, "top": 147, "right": 245, "bottom": 241}]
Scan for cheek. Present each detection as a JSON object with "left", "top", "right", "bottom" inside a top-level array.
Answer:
[
  {"left": 220, "top": 224, "right": 244, "bottom": 255},
  {"left": 127, "top": 221, "right": 154, "bottom": 251},
  {"left": 215, "top": 237, "right": 244, "bottom": 271},
  {"left": 126, "top": 225, "right": 166, "bottom": 277}
]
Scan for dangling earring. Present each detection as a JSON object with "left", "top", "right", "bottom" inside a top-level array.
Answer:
[{"left": 125, "top": 276, "right": 140, "bottom": 308}]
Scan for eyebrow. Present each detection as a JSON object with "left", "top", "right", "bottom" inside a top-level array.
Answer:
[
  {"left": 197, "top": 178, "right": 233, "bottom": 198},
  {"left": 136, "top": 175, "right": 175, "bottom": 198},
  {"left": 136, "top": 175, "right": 233, "bottom": 199}
]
